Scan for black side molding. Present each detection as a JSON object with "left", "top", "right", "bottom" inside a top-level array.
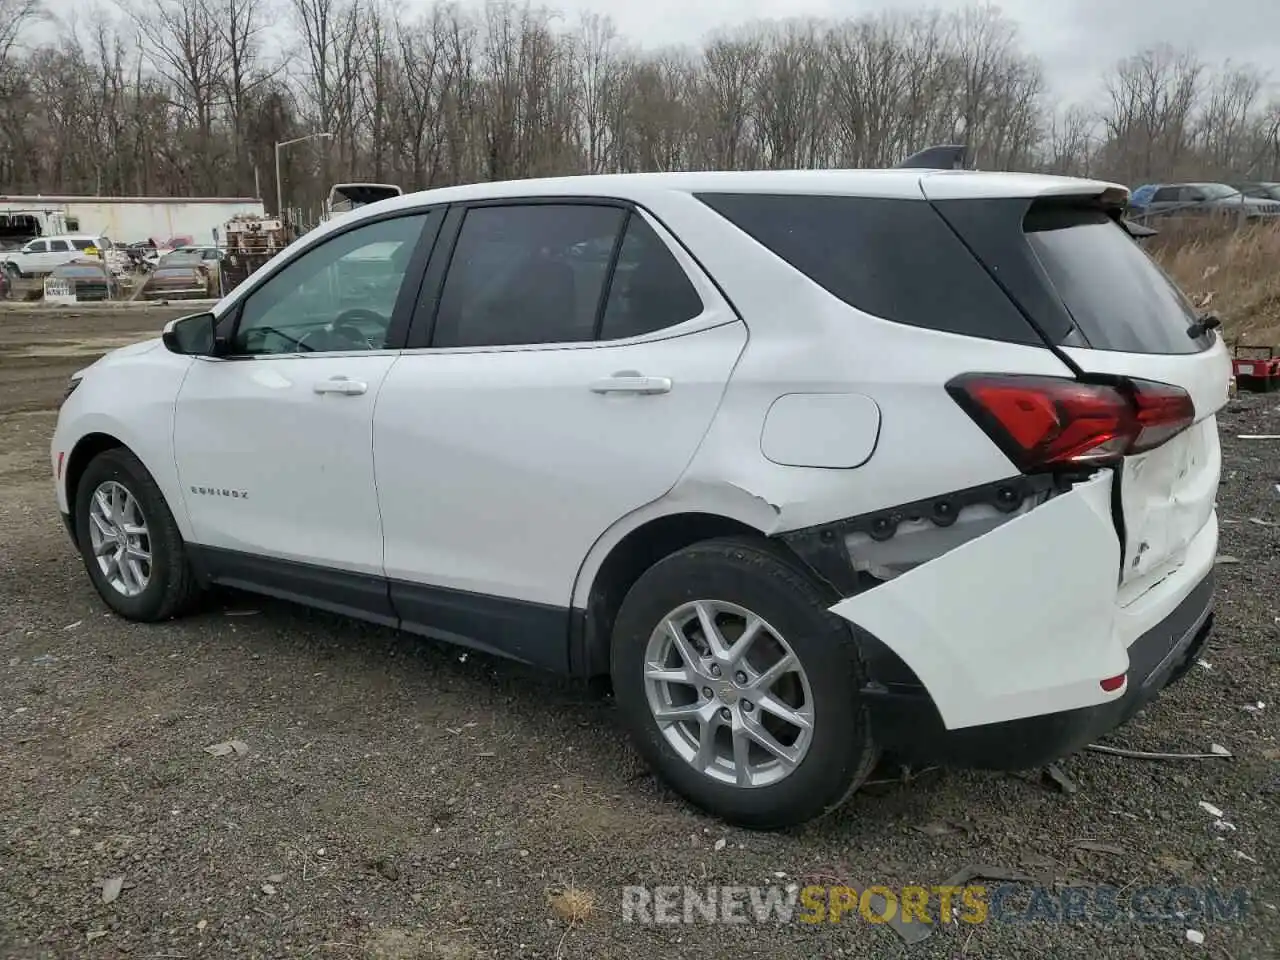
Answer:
[{"left": 183, "top": 544, "right": 574, "bottom": 674}]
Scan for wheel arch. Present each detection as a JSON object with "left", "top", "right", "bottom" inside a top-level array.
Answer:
[
  {"left": 64, "top": 432, "right": 129, "bottom": 522},
  {"left": 568, "top": 489, "right": 819, "bottom": 680}
]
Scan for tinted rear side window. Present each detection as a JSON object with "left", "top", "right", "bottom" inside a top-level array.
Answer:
[
  {"left": 1024, "top": 207, "right": 1207, "bottom": 355},
  {"left": 599, "top": 215, "right": 703, "bottom": 340},
  {"left": 695, "top": 193, "right": 1042, "bottom": 345}
]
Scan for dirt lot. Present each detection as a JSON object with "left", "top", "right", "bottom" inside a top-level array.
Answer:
[{"left": 2, "top": 305, "right": 1278, "bottom": 959}]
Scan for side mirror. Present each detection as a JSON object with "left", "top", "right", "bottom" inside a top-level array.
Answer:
[{"left": 162, "top": 312, "right": 218, "bottom": 356}]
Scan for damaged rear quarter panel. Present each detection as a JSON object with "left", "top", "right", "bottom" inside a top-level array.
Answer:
[{"left": 829, "top": 471, "right": 1126, "bottom": 730}]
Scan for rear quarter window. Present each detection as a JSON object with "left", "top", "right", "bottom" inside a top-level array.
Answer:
[{"left": 694, "top": 193, "right": 1043, "bottom": 345}]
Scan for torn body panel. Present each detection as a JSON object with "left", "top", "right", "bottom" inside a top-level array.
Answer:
[
  {"left": 778, "top": 474, "right": 1066, "bottom": 594},
  {"left": 829, "top": 471, "right": 1130, "bottom": 730}
]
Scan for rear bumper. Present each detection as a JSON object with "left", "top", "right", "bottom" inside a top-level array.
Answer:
[{"left": 861, "top": 571, "right": 1214, "bottom": 770}]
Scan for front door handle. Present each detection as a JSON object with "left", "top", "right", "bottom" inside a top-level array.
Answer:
[
  {"left": 589, "top": 374, "right": 673, "bottom": 396},
  {"left": 313, "top": 376, "right": 368, "bottom": 396}
]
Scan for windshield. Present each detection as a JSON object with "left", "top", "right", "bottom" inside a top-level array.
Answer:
[{"left": 1197, "top": 183, "right": 1240, "bottom": 200}]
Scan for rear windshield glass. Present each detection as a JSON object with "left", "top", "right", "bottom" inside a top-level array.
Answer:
[
  {"left": 1024, "top": 207, "right": 1208, "bottom": 355},
  {"left": 695, "top": 193, "right": 1043, "bottom": 345}
]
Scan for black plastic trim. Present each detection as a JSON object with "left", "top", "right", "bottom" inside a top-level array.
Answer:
[
  {"left": 405, "top": 204, "right": 465, "bottom": 349},
  {"left": 929, "top": 196, "right": 1082, "bottom": 351},
  {"left": 382, "top": 208, "right": 446, "bottom": 349},
  {"left": 391, "top": 580, "right": 571, "bottom": 674},
  {"left": 181, "top": 545, "right": 578, "bottom": 674},
  {"left": 187, "top": 545, "right": 398, "bottom": 625}
]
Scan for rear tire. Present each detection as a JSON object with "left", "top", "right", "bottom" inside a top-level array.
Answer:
[
  {"left": 73, "top": 448, "right": 202, "bottom": 621},
  {"left": 610, "top": 537, "right": 878, "bottom": 829}
]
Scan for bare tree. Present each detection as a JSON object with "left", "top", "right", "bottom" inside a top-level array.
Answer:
[{"left": 3, "top": 0, "right": 1279, "bottom": 211}]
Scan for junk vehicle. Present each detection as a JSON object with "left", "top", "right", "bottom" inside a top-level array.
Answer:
[
  {"left": 321, "top": 183, "right": 403, "bottom": 224},
  {"left": 55, "top": 147, "right": 1229, "bottom": 828}
]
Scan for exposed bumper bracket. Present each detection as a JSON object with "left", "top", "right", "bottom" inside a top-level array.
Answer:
[{"left": 776, "top": 472, "right": 1072, "bottom": 595}]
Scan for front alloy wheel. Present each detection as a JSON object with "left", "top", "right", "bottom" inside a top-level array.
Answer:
[
  {"left": 87, "top": 480, "right": 153, "bottom": 597},
  {"left": 74, "top": 447, "right": 202, "bottom": 621}
]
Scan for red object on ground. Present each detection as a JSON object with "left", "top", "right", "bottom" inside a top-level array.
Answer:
[{"left": 1231, "top": 347, "right": 1280, "bottom": 393}]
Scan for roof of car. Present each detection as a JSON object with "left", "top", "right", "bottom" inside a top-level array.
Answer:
[{"left": 308, "top": 168, "right": 1124, "bottom": 243}]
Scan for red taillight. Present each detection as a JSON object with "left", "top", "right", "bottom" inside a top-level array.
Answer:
[
  {"left": 1100, "top": 673, "right": 1127, "bottom": 693},
  {"left": 947, "top": 373, "right": 1195, "bottom": 473}
]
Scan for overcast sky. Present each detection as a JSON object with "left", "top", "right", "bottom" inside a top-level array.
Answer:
[
  {"left": 40, "top": 0, "right": 1280, "bottom": 105},
  {"left": 518, "top": 0, "right": 1279, "bottom": 103}
]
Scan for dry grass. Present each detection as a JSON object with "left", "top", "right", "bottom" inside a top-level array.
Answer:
[
  {"left": 1148, "top": 218, "right": 1280, "bottom": 346},
  {"left": 547, "top": 886, "right": 596, "bottom": 928}
]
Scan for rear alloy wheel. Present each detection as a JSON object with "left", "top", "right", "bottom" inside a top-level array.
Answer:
[
  {"left": 74, "top": 448, "right": 202, "bottom": 621},
  {"left": 643, "top": 600, "right": 814, "bottom": 788},
  {"left": 611, "top": 537, "right": 878, "bottom": 829}
]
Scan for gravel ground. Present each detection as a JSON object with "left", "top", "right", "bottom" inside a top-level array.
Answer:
[{"left": 1, "top": 305, "right": 1278, "bottom": 959}]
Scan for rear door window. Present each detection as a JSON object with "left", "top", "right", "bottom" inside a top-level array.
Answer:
[
  {"left": 1023, "top": 206, "right": 1207, "bottom": 355},
  {"left": 432, "top": 204, "right": 626, "bottom": 348},
  {"left": 598, "top": 215, "right": 703, "bottom": 340}
]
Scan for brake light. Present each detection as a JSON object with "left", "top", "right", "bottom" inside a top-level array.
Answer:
[{"left": 946, "top": 373, "right": 1195, "bottom": 472}]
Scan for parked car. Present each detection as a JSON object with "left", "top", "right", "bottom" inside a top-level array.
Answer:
[
  {"left": 143, "top": 244, "right": 224, "bottom": 269},
  {"left": 1129, "top": 181, "right": 1280, "bottom": 219},
  {"left": 44, "top": 258, "right": 119, "bottom": 302},
  {"left": 139, "top": 251, "right": 213, "bottom": 300},
  {"left": 1233, "top": 182, "right": 1280, "bottom": 203},
  {"left": 52, "top": 166, "right": 1230, "bottom": 828},
  {"left": 3, "top": 233, "right": 116, "bottom": 278}
]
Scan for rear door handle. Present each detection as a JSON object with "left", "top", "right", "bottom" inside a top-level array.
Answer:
[
  {"left": 314, "top": 376, "right": 368, "bottom": 396},
  {"left": 589, "top": 374, "right": 672, "bottom": 396}
]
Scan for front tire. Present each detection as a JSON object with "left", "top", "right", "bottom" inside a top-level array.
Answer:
[
  {"left": 73, "top": 448, "right": 202, "bottom": 621},
  {"left": 610, "top": 537, "right": 878, "bottom": 829}
]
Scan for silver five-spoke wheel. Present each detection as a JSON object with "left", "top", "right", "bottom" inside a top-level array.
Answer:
[
  {"left": 643, "top": 599, "right": 814, "bottom": 788},
  {"left": 87, "top": 480, "right": 152, "bottom": 598}
]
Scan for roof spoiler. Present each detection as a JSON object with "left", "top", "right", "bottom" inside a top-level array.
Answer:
[{"left": 896, "top": 144, "right": 970, "bottom": 170}]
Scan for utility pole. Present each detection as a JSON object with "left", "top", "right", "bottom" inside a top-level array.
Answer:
[{"left": 274, "top": 132, "right": 334, "bottom": 221}]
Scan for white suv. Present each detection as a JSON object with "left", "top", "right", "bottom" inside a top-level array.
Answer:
[
  {"left": 52, "top": 168, "right": 1231, "bottom": 828},
  {"left": 4, "top": 234, "right": 114, "bottom": 278}
]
